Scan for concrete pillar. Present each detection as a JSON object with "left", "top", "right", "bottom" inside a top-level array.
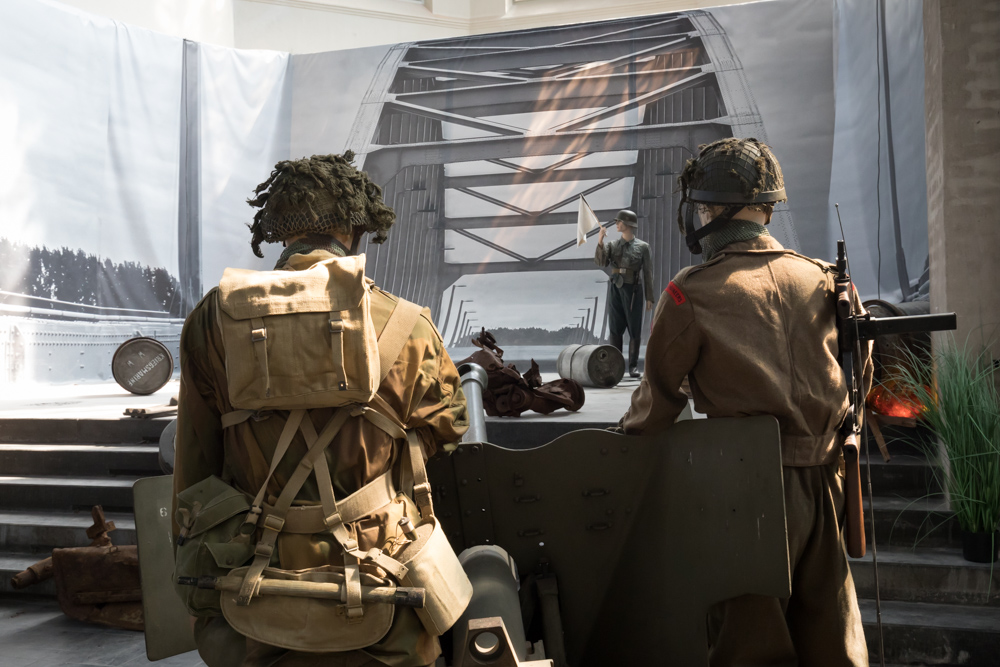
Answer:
[{"left": 924, "top": 0, "right": 1000, "bottom": 357}]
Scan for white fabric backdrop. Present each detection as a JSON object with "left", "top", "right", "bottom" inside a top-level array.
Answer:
[
  {"left": 0, "top": 0, "right": 181, "bottom": 276},
  {"left": 198, "top": 42, "right": 291, "bottom": 288}
]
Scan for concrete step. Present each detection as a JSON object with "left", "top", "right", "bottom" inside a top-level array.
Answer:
[
  {"left": 864, "top": 454, "right": 941, "bottom": 498},
  {"left": 852, "top": 546, "right": 1000, "bottom": 607},
  {"left": 0, "top": 418, "right": 169, "bottom": 444},
  {"left": 0, "top": 475, "right": 145, "bottom": 513},
  {"left": 860, "top": 599, "right": 1000, "bottom": 666},
  {"left": 863, "top": 422, "right": 936, "bottom": 459},
  {"left": 0, "top": 509, "right": 136, "bottom": 552},
  {"left": 0, "top": 552, "right": 57, "bottom": 596},
  {"left": 866, "top": 496, "right": 960, "bottom": 549},
  {"left": 0, "top": 443, "right": 160, "bottom": 477}
]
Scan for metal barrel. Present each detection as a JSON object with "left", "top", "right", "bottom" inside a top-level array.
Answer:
[
  {"left": 557, "top": 344, "right": 625, "bottom": 388},
  {"left": 112, "top": 336, "right": 174, "bottom": 395},
  {"left": 458, "top": 362, "right": 488, "bottom": 443},
  {"left": 453, "top": 545, "right": 527, "bottom": 663}
]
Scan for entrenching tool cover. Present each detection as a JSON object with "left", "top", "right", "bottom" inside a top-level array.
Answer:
[
  {"left": 427, "top": 416, "right": 789, "bottom": 666},
  {"left": 133, "top": 475, "right": 198, "bottom": 660}
]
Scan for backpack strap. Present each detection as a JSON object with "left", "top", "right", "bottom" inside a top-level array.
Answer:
[
  {"left": 236, "top": 407, "right": 352, "bottom": 607},
  {"left": 377, "top": 298, "right": 422, "bottom": 384}
]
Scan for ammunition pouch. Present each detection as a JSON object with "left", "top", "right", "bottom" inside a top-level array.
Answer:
[{"left": 173, "top": 476, "right": 256, "bottom": 617}]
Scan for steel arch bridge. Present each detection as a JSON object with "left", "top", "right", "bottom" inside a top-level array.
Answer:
[{"left": 348, "top": 10, "right": 794, "bottom": 328}]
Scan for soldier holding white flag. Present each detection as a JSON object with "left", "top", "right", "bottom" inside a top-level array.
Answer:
[{"left": 594, "top": 209, "right": 654, "bottom": 378}]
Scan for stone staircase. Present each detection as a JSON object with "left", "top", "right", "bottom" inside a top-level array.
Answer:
[
  {"left": 854, "top": 425, "right": 1000, "bottom": 666},
  {"left": 0, "top": 416, "right": 997, "bottom": 665},
  {"left": 0, "top": 418, "right": 163, "bottom": 596}
]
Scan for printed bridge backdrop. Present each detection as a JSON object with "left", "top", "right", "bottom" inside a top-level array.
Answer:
[{"left": 0, "top": 0, "right": 927, "bottom": 384}]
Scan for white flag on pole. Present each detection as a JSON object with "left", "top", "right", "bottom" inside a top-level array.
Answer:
[{"left": 576, "top": 195, "right": 600, "bottom": 246}]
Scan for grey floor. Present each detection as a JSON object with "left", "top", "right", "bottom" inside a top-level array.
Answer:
[{"left": 0, "top": 595, "right": 204, "bottom": 667}]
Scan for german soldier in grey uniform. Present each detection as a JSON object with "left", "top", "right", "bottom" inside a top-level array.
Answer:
[{"left": 595, "top": 210, "right": 654, "bottom": 377}]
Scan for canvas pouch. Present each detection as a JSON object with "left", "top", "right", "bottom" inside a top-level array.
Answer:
[
  {"left": 220, "top": 564, "right": 394, "bottom": 652},
  {"left": 394, "top": 515, "right": 473, "bottom": 636},
  {"left": 217, "top": 254, "right": 380, "bottom": 410},
  {"left": 173, "top": 476, "right": 256, "bottom": 617}
]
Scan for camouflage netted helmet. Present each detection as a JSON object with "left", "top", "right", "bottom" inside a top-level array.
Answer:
[
  {"left": 246, "top": 152, "right": 395, "bottom": 258},
  {"left": 676, "top": 138, "right": 786, "bottom": 253}
]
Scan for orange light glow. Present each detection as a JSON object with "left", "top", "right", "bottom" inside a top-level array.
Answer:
[{"left": 867, "top": 380, "right": 926, "bottom": 419}]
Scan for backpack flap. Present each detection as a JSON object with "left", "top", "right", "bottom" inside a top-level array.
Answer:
[{"left": 217, "top": 255, "right": 380, "bottom": 410}]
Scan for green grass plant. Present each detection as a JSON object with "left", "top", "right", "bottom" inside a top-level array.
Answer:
[{"left": 893, "top": 339, "right": 1000, "bottom": 536}]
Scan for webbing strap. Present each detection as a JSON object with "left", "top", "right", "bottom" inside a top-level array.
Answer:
[
  {"left": 221, "top": 410, "right": 254, "bottom": 429},
  {"left": 299, "top": 414, "right": 409, "bottom": 583},
  {"left": 257, "top": 469, "right": 395, "bottom": 533},
  {"left": 243, "top": 410, "right": 305, "bottom": 521},
  {"left": 343, "top": 553, "right": 364, "bottom": 622},
  {"left": 377, "top": 298, "right": 422, "bottom": 384},
  {"left": 236, "top": 408, "right": 351, "bottom": 606},
  {"left": 406, "top": 431, "right": 434, "bottom": 519},
  {"left": 329, "top": 313, "right": 346, "bottom": 390},
  {"left": 250, "top": 317, "right": 271, "bottom": 399},
  {"left": 364, "top": 395, "right": 433, "bottom": 519},
  {"left": 359, "top": 406, "right": 407, "bottom": 441}
]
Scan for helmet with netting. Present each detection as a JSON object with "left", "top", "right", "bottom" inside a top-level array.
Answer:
[
  {"left": 676, "top": 137, "right": 786, "bottom": 240},
  {"left": 246, "top": 152, "right": 395, "bottom": 258}
]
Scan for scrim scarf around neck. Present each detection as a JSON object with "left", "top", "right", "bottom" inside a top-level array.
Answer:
[
  {"left": 701, "top": 219, "right": 770, "bottom": 261},
  {"left": 274, "top": 236, "right": 347, "bottom": 269}
]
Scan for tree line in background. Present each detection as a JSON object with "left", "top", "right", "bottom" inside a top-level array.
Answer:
[
  {"left": 475, "top": 326, "right": 601, "bottom": 347},
  {"left": 0, "top": 237, "right": 179, "bottom": 314}
]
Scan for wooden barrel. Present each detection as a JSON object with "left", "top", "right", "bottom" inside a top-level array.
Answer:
[{"left": 557, "top": 344, "right": 625, "bottom": 388}]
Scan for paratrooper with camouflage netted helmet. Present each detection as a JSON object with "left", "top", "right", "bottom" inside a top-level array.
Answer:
[
  {"left": 622, "top": 137, "right": 872, "bottom": 667},
  {"left": 173, "top": 153, "right": 469, "bottom": 667},
  {"left": 247, "top": 151, "right": 396, "bottom": 261}
]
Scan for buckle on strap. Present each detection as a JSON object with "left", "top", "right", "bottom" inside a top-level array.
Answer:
[
  {"left": 413, "top": 482, "right": 432, "bottom": 505},
  {"left": 240, "top": 506, "right": 263, "bottom": 533},
  {"left": 251, "top": 327, "right": 267, "bottom": 342},
  {"left": 254, "top": 542, "right": 274, "bottom": 559},
  {"left": 262, "top": 514, "right": 285, "bottom": 532},
  {"left": 365, "top": 548, "right": 408, "bottom": 580}
]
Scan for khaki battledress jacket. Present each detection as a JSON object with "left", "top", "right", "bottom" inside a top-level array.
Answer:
[
  {"left": 173, "top": 248, "right": 469, "bottom": 667},
  {"left": 623, "top": 235, "right": 872, "bottom": 466},
  {"left": 622, "top": 235, "right": 873, "bottom": 667}
]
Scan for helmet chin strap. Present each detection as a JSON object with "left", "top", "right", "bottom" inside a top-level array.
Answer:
[
  {"left": 350, "top": 229, "right": 364, "bottom": 255},
  {"left": 684, "top": 206, "right": 741, "bottom": 255}
]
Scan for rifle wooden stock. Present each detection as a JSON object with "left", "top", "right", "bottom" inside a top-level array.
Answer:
[{"left": 842, "top": 435, "right": 866, "bottom": 558}]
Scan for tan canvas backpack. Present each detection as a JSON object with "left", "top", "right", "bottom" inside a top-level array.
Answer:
[
  {"left": 174, "top": 254, "right": 472, "bottom": 651},
  {"left": 217, "top": 254, "right": 381, "bottom": 410}
]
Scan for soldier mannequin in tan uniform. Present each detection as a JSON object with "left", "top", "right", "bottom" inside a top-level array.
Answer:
[
  {"left": 621, "top": 138, "right": 872, "bottom": 667},
  {"left": 173, "top": 153, "right": 468, "bottom": 667}
]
